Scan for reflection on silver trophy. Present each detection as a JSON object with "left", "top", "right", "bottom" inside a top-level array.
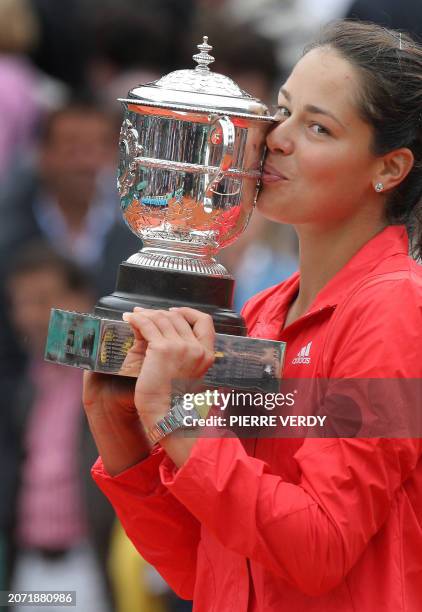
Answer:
[
  {"left": 117, "top": 36, "right": 272, "bottom": 275},
  {"left": 45, "top": 37, "right": 286, "bottom": 386}
]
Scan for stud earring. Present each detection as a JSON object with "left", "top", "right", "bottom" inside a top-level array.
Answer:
[{"left": 374, "top": 182, "right": 384, "bottom": 193}]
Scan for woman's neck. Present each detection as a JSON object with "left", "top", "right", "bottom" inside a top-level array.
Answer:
[{"left": 287, "top": 216, "right": 387, "bottom": 324}]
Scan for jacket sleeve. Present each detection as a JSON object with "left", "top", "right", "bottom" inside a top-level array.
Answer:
[
  {"left": 157, "top": 276, "right": 422, "bottom": 597},
  {"left": 159, "top": 435, "right": 421, "bottom": 596},
  {"left": 91, "top": 447, "right": 201, "bottom": 600}
]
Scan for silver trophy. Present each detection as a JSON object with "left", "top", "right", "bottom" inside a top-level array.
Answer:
[
  {"left": 117, "top": 36, "right": 271, "bottom": 274},
  {"left": 45, "top": 37, "right": 285, "bottom": 387}
]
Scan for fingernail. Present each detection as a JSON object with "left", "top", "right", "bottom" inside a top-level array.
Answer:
[
  {"left": 133, "top": 306, "right": 145, "bottom": 311},
  {"left": 122, "top": 312, "right": 132, "bottom": 322}
]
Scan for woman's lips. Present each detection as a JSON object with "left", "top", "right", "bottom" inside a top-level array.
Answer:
[{"left": 262, "top": 163, "right": 288, "bottom": 183}]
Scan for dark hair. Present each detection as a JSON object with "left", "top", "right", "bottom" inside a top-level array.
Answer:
[
  {"left": 7, "top": 240, "right": 93, "bottom": 294},
  {"left": 306, "top": 20, "right": 422, "bottom": 260}
]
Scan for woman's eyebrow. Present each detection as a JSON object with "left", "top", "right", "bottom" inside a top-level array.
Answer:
[
  {"left": 279, "top": 87, "right": 345, "bottom": 129},
  {"left": 279, "top": 87, "right": 291, "bottom": 101}
]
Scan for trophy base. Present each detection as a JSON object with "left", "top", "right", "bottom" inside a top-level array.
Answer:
[
  {"left": 126, "top": 249, "right": 229, "bottom": 276},
  {"left": 95, "top": 262, "right": 246, "bottom": 336},
  {"left": 45, "top": 309, "right": 285, "bottom": 391}
]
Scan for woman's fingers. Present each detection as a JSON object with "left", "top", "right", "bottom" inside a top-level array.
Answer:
[
  {"left": 169, "top": 307, "right": 216, "bottom": 353},
  {"left": 133, "top": 306, "right": 196, "bottom": 340},
  {"left": 123, "top": 310, "right": 165, "bottom": 343},
  {"left": 122, "top": 307, "right": 215, "bottom": 375}
]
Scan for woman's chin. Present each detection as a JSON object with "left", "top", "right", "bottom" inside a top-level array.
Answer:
[{"left": 256, "top": 192, "right": 294, "bottom": 224}]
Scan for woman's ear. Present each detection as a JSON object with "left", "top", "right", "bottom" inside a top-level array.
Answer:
[{"left": 375, "top": 147, "right": 414, "bottom": 192}]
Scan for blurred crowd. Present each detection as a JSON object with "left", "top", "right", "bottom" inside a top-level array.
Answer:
[{"left": 0, "top": 0, "right": 420, "bottom": 611}]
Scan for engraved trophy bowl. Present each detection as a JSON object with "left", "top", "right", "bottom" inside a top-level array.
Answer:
[{"left": 117, "top": 36, "right": 273, "bottom": 276}]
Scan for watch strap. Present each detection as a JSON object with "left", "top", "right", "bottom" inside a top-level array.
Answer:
[{"left": 146, "top": 397, "right": 198, "bottom": 445}]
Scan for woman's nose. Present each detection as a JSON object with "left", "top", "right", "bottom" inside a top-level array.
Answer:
[{"left": 266, "top": 121, "right": 294, "bottom": 155}]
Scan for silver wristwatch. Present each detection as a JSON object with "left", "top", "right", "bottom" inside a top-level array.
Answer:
[{"left": 146, "top": 397, "right": 200, "bottom": 445}]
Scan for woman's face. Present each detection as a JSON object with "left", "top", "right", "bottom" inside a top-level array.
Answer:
[{"left": 257, "top": 47, "right": 381, "bottom": 227}]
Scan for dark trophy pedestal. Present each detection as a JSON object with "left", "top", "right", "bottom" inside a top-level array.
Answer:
[{"left": 95, "top": 262, "right": 247, "bottom": 336}]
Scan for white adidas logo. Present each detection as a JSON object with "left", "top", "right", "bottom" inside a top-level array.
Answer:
[{"left": 292, "top": 341, "right": 312, "bottom": 365}]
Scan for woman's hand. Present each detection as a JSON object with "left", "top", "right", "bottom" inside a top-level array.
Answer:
[
  {"left": 83, "top": 371, "right": 151, "bottom": 477},
  {"left": 122, "top": 306, "right": 216, "bottom": 432},
  {"left": 83, "top": 371, "right": 138, "bottom": 421}
]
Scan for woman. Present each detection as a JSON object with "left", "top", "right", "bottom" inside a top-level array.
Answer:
[{"left": 83, "top": 21, "right": 422, "bottom": 611}]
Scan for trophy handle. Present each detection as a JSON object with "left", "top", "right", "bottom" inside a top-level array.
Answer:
[{"left": 204, "top": 115, "right": 235, "bottom": 199}]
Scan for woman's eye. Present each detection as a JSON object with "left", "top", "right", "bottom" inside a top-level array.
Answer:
[
  {"left": 310, "top": 123, "right": 330, "bottom": 135},
  {"left": 275, "top": 106, "right": 291, "bottom": 120}
]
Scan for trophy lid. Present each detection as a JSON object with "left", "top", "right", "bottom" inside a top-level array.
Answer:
[{"left": 121, "top": 36, "right": 272, "bottom": 121}]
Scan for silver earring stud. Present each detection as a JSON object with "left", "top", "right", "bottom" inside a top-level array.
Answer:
[{"left": 375, "top": 182, "right": 384, "bottom": 193}]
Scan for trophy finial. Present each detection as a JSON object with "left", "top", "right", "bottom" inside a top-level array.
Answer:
[{"left": 193, "top": 36, "right": 215, "bottom": 72}]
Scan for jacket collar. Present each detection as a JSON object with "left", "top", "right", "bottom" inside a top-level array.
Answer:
[
  {"left": 310, "top": 224, "right": 408, "bottom": 311},
  {"left": 259, "top": 225, "right": 409, "bottom": 332}
]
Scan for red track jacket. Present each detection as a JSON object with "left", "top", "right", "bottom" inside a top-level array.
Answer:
[{"left": 93, "top": 225, "right": 422, "bottom": 611}]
